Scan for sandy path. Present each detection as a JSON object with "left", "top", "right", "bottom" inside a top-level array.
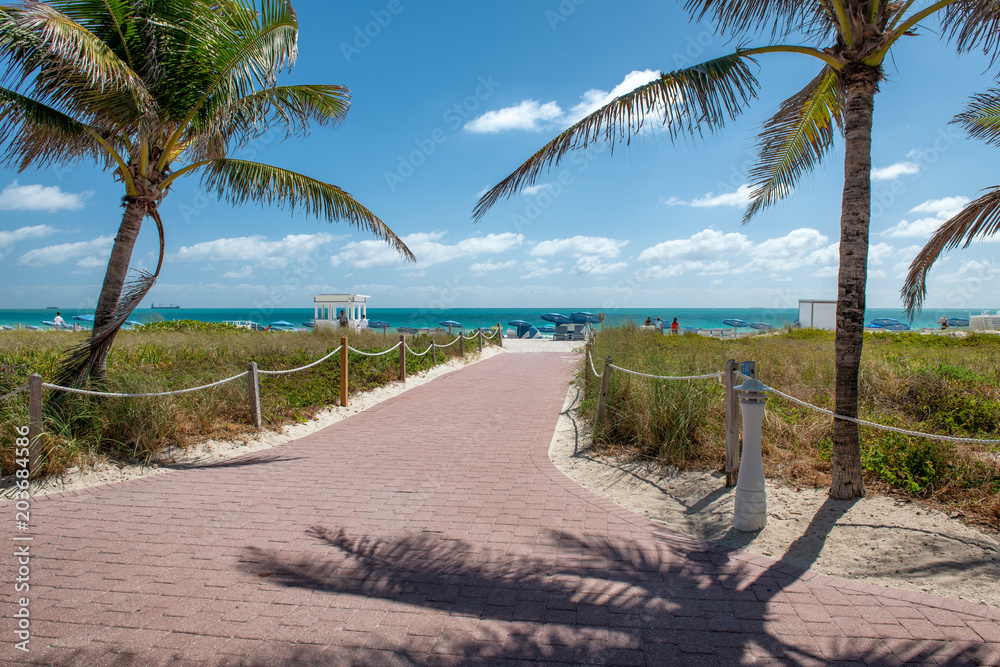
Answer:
[{"left": 549, "top": 383, "right": 1000, "bottom": 608}]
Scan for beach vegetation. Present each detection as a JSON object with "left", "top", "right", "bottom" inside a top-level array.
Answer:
[
  {"left": 581, "top": 326, "right": 1000, "bottom": 526},
  {"left": 0, "top": 1, "right": 412, "bottom": 386},
  {"left": 471, "top": 0, "right": 1000, "bottom": 501},
  {"left": 0, "top": 327, "right": 491, "bottom": 476}
]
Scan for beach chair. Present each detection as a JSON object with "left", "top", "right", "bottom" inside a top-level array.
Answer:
[
  {"left": 570, "top": 324, "right": 587, "bottom": 341},
  {"left": 553, "top": 323, "right": 569, "bottom": 341}
]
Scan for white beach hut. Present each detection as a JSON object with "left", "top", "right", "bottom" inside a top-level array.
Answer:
[{"left": 312, "top": 294, "right": 369, "bottom": 331}]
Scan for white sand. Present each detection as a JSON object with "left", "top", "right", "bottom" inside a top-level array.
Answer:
[{"left": 549, "top": 383, "right": 1000, "bottom": 608}]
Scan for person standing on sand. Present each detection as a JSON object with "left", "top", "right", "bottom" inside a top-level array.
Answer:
[
  {"left": 939, "top": 316, "right": 949, "bottom": 330},
  {"left": 52, "top": 312, "right": 65, "bottom": 328},
  {"left": 655, "top": 316, "right": 663, "bottom": 330},
  {"left": 359, "top": 316, "right": 368, "bottom": 331},
  {"left": 671, "top": 318, "right": 680, "bottom": 335},
  {"left": 339, "top": 310, "right": 348, "bottom": 328}
]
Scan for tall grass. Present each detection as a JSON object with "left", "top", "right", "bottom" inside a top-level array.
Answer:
[
  {"left": 583, "top": 324, "right": 1000, "bottom": 526},
  {"left": 0, "top": 324, "right": 495, "bottom": 477}
]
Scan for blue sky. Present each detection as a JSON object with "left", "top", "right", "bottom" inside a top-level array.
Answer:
[{"left": 2, "top": 0, "right": 999, "bottom": 312}]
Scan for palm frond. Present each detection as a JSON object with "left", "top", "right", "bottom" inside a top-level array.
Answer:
[
  {"left": 942, "top": 0, "right": 1000, "bottom": 61},
  {"left": 1, "top": 2, "right": 152, "bottom": 115},
  {"left": 953, "top": 88, "right": 1000, "bottom": 146},
  {"left": 0, "top": 85, "right": 111, "bottom": 170},
  {"left": 743, "top": 66, "right": 842, "bottom": 222},
  {"left": 473, "top": 52, "right": 760, "bottom": 221},
  {"left": 190, "top": 84, "right": 349, "bottom": 159},
  {"left": 200, "top": 159, "right": 414, "bottom": 261},
  {"left": 683, "top": 0, "right": 837, "bottom": 41},
  {"left": 901, "top": 185, "right": 1000, "bottom": 316}
]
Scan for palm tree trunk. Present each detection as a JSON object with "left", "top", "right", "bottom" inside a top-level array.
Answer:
[
  {"left": 91, "top": 202, "right": 146, "bottom": 379},
  {"left": 830, "top": 66, "right": 880, "bottom": 499}
]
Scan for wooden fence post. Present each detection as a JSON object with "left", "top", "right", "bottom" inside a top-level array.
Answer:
[
  {"left": 593, "top": 356, "right": 613, "bottom": 444},
  {"left": 340, "top": 337, "right": 349, "bottom": 408},
  {"left": 399, "top": 334, "right": 406, "bottom": 381},
  {"left": 431, "top": 341, "right": 437, "bottom": 364},
  {"left": 724, "top": 359, "right": 739, "bottom": 486},
  {"left": 459, "top": 334, "right": 464, "bottom": 357},
  {"left": 247, "top": 363, "right": 261, "bottom": 429},
  {"left": 28, "top": 373, "right": 43, "bottom": 474},
  {"left": 478, "top": 329, "right": 483, "bottom": 352},
  {"left": 497, "top": 321, "right": 503, "bottom": 348}
]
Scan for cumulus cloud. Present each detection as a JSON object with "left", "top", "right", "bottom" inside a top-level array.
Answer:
[
  {"left": 333, "top": 231, "right": 524, "bottom": 269},
  {"left": 639, "top": 229, "right": 751, "bottom": 263},
  {"left": 665, "top": 184, "right": 754, "bottom": 208},
  {"left": 530, "top": 235, "right": 627, "bottom": 258},
  {"left": 223, "top": 266, "right": 253, "bottom": 279},
  {"left": 469, "top": 259, "right": 517, "bottom": 275},
  {"left": 0, "top": 181, "right": 93, "bottom": 212},
  {"left": 570, "top": 257, "right": 627, "bottom": 275},
  {"left": 882, "top": 196, "right": 970, "bottom": 239},
  {"left": 522, "top": 183, "right": 555, "bottom": 195},
  {"left": 870, "top": 162, "right": 919, "bottom": 181},
  {"left": 465, "top": 70, "right": 659, "bottom": 133},
  {"left": 522, "top": 258, "right": 563, "bottom": 279},
  {"left": 17, "top": 235, "right": 114, "bottom": 267},
  {"left": 171, "top": 233, "right": 341, "bottom": 269},
  {"left": 0, "top": 224, "right": 58, "bottom": 250}
]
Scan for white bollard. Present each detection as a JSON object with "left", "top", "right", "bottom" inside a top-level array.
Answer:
[{"left": 733, "top": 377, "right": 769, "bottom": 532}]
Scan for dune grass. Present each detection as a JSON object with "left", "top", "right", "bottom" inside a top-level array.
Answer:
[
  {"left": 582, "top": 324, "right": 1000, "bottom": 527},
  {"left": 0, "top": 323, "right": 496, "bottom": 477}
]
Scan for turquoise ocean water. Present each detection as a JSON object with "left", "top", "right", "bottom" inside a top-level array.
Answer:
[{"left": 0, "top": 306, "right": 990, "bottom": 332}]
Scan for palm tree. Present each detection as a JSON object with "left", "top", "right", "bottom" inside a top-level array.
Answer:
[
  {"left": 472, "top": 1, "right": 999, "bottom": 499},
  {"left": 0, "top": 0, "right": 413, "bottom": 382},
  {"left": 902, "top": 88, "right": 1000, "bottom": 315}
]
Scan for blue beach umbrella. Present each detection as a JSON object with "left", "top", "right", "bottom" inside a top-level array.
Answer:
[
  {"left": 947, "top": 318, "right": 970, "bottom": 327},
  {"left": 367, "top": 320, "right": 390, "bottom": 334},
  {"left": 868, "top": 318, "right": 898, "bottom": 328},
  {"left": 722, "top": 319, "right": 750, "bottom": 328},
  {"left": 570, "top": 312, "right": 601, "bottom": 324},
  {"left": 882, "top": 322, "right": 911, "bottom": 331},
  {"left": 302, "top": 320, "right": 315, "bottom": 328},
  {"left": 749, "top": 322, "right": 773, "bottom": 330},
  {"left": 541, "top": 313, "right": 572, "bottom": 324},
  {"left": 537, "top": 325, "right": 556, "bottom": 334},
  {"left": 507, "top": 320, "right": 535, "bottom": 337},
  {"left": 270, "top": 320, "right": 294, "bottom": 327},
  {"left": 439, "top": 320, "right": 462, "bottom": 333},
  {"left": 73, "top": 314, "right": 95, "bottom": 322}
]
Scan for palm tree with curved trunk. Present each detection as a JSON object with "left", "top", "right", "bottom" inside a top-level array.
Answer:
[
  {"left": 902, "top": 88, "right": 1000, "bottom": 315},
  {"left": 0, "top": 0, "right": 413, "bottom": 382},
  {"left": 473, "top": 0, "right": 1000, "bottom": 499}
]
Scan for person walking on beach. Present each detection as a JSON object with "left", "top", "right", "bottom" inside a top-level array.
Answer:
[
  {"left": 655, "top": 316, "right": 663, "bottom": 330},
  {"left": 52, "top": 312, "right": 65, "bottom": 328},
  {"left": 338, "top": 310, "right": 349, "bottom": 328},
  {"left": 670, "top": 318, "right": 680, "bottom": 335},
  {"left": 939, "top": 316, "right": 949, "bottom": 330}
]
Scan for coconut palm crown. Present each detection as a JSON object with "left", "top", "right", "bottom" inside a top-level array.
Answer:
[
  {"left": 0, "top": 0, "right": 413, "bottom": 381},
  {"left": 902, "top": 88, "right": 1000, "bottom": 315},
  {"left": 473, "top": 0, "right": 1000, "bottom": 499}
]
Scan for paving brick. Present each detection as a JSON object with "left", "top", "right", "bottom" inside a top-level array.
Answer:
[{"left": 4, "top": 351, "right": 994, "bottom": 666}]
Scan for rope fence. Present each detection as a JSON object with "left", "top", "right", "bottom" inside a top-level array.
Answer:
[
  {"left": 5, "top": 330, "right": 501, "bottom": 467},
  {"left": 587, "top": 350, "right": 1000, "bottom": 456}
]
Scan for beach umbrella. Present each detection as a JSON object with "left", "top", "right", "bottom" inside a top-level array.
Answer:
[
  {"left": 947, "top": 318, "right": 969, "bottom": 327},
  {"left": 882, "top": 322, "right": 911, "bottom": 331},
  {"left": 722, "top": 318, "right": 750, "bottom": 327},
  {"left": 270, "top": 320, "right": 294, "bottom": 328},
  {"left": 570, "top": 312, "right": 601, "bottom": 323},
  {"left": 73, "top": 314, "right": 95, "bottom": 322},
  {"left": 0, "top": 325, "right": 11, "bottom": 330},
  {"left": 749, "top": 322, "right": 773, "bottom": 330},
  {"left": 302, "top": 320, "right": 315, "bottom": 328},
  {"left": 540, "top": 312, "right": 572, "bottom": 324},
  {"left": 507, "top": 320, "right": 534, "bottom": 337},
  {"left": 538, "top": 325, "right": 556, "bottom": 334},
  {"left": 439, "top": 320, "right": 462, "bottom": 333},
  {"left": 868, "top": 318, "right": 899, "bottom": 328}
]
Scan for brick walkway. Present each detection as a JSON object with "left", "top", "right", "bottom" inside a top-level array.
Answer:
[{"left": 2, "top": 351, "right": 998, "bottom": 666}]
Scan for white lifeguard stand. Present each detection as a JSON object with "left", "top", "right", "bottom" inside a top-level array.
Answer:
[{"left": 312, "top": 294, "right": 369, "bottom": 331}]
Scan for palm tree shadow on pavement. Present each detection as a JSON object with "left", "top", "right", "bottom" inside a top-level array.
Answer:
[{"left": 235, "top": 525, "right": 988, "bottom": 665}]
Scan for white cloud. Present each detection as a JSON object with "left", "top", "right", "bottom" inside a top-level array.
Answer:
[
  {"left": 932, "top": 258, "right": 1000, "bottom": 283},
  {"left": 530, "top": 235, "right": 628, "bottom": 258},
  {"left": 0, "top": 224, "right": 58, "bottom": 250},
  {"left": 522, "top": 259, "right": 563, "bottom": 279},
  {"left": 17, "top": 235, "right": 114, "bottom": 266},
  {"left": 74, "top": 255, "right": 107, "bottom": 270},
  {"left": 571, "top": 257, "right": 627, "bottom": 274},
  {"left": 522, "top": 183, "right": 555, "bottom": 195},
  {"left": 171, "top": 233, "right": 341, "bottom": 269},
  {"left": 661, "top": 196, "right": 687, "bottom": 206},
  {"left": 465, "top": 70, "right": 659, "bottom": 133},
  {"left": 881, "top": 197, "right": 970, "bottom": 240},
  {"left": 223, "top": 266, "right": 253, "bottom": 279},
  {"left": 870, "top": 162, "right": 919, "bottom": 181},
  {"left": 691, "top": 184, "right": 754, "bottom": 208},
  {"left": 909, "top": 196, "right": 969, "bottom": 217},
  {"left": 464, "top": 100, "right": 563, "bottom": 133},
  {"left": 639, "top": 229, "right": 751, "bottom": 263},
  {"left": 333, "top": 231, "right": 524, "bottom": 269},
  {"left": 0, "top": 181, "right": 93, "bottom": 212},
  {"left": 469, "top": 259, "right": 517, "bottom": 275}
]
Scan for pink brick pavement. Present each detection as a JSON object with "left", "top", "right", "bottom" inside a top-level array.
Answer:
[{"left": 2, "top": 351, "right": 997, "bottom": 666}]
